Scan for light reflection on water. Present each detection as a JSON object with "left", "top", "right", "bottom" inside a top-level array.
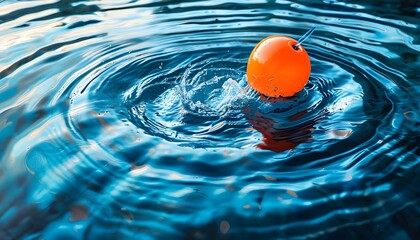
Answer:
[{"left": 0, "top": 0, "right": 419, "bottom": 239}]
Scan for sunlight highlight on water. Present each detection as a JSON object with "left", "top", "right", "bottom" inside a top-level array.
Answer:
[{"left": 0, "top": 0, "right": 419, "bottom": 239}]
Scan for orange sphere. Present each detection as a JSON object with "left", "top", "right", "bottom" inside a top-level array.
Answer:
[{"left": 247, "top": 36, "right": 311, "bottom": 97}]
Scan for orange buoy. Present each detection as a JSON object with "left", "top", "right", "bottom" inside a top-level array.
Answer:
[{"left": 247, "top": 35, "right": 311, "bottom": 97}]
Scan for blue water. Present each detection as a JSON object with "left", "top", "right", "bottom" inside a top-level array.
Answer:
[{"left": 1, "top": 1, "right": 419, "bottom": 239}]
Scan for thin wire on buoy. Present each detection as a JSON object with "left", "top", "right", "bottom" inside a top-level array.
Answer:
[{"left": 293, "top": 27, "right": 316, "bottom": 50}]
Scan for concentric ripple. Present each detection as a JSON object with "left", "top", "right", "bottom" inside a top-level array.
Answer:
[{"left": 0, "top": 0, "right": 419, "bottom": 239}]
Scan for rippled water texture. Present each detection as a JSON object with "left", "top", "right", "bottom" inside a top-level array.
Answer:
[{"left": 1, "top": 0, "right": 419, "bottom": 239}]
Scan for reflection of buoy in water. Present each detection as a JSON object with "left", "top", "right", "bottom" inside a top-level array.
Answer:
[
  {"left": 247, "top": 28, "right": 315, "bottom": 97},
  {"left": 248, "top": 110, "right": 315, "bottom": 152}
]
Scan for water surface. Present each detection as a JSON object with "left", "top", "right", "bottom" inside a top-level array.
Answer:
[{"left": 0, "top": 0, "right": 419, "bottom": 239}]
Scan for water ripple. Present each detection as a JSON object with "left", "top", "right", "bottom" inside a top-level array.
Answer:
[{"left": 0, "top": 0, "right": 419, "bottom": 239}]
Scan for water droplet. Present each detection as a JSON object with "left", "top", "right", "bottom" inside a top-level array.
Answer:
[{"left": 220, "top": 220, "right": 230, "bottom": 234}]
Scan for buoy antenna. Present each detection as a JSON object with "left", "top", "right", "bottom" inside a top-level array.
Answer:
[{"left": 293, "top": 26, "right": 316, "bottom": 50}]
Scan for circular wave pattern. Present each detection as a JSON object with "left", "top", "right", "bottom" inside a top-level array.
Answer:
[
  {"left": 125, "top": 58, "right": 255, "bottom": 149},
  {"left": 0, "top": 1, "right": 419, "bottom": 239}
]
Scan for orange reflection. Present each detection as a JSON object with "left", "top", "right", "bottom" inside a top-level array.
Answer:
[{"left": 247, "top": 106, "right": 315, "bottom": 152}]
